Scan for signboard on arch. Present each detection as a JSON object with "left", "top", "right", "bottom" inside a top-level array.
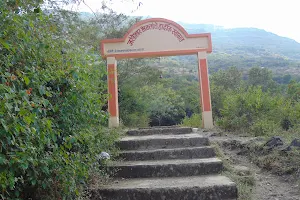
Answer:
[{"left": 101, "top": 18, "right": 212, "bottom": 59}]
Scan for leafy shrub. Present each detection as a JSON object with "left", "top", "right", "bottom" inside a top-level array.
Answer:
[
  {"left": 142, "top": 85, "right": 185, "bottom": 126},
  {"left": 218, "top": 86, "right": 282, "bottom": 131},
  {"left": 181, "top": 114, "right": 202, "bottom": 128},
  {"left": 120, "top": 113, "right": 150, "bottom": 128},
  {"left": 216, "top": 81, "right": 300, "bottom": 135},
  {"left": 119, "top": 86, "right": 149, "bottom": 127},
  {"left": 250, "top": 118, "right": 280, "bottom": 136},
  {"left": 0, "top": 4, "right": 115, "bottom": 199}
]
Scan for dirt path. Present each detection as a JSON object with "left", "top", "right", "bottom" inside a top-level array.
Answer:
[{"left": 207, "top": 133, "right": 300, "bottom": 200}]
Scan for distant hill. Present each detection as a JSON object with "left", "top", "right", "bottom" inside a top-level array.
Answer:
[
  {"left": 179, "top": 22, "right": 300, "bottom": 61},
  {"left": 171, "top": 22, "right": 300, "bottom": 75}
]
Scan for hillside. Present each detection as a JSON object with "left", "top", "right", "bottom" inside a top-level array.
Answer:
[
  {"left": 180, "top": 22, "right": 300, "bottom": 61},
  {"left": 160, "top": 22, "right": 300, "bottom": 76}
]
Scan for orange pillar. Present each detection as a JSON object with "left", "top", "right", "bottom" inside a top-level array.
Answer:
[
  {"left": 107, "top": 57, "right": 119, "bottom": 128},
  {"left": 197, "top": 52, "right": 214, "bottom": 129}
]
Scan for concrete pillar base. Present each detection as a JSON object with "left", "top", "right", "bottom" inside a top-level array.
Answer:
[
  {"left": 202, "top": 111, "right": 214, "bottom": 129},
  {"left": 109, "top": 116, "right": 120, "bottom": 128}
]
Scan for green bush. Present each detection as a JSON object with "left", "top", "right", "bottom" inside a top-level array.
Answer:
[
  {"left": 120, "top": 112, "right": 150, "bottom": 128},
  {"left": 218, "top": 87, "right": 282, "bottom": 131},
  {"left": 0, "top": 4, "right": 115, "bottom": 199},
  {"left": 216, "top": 83, "right": 300, "bottom": 135},
  {"left": 181, "top": 114, "right": 202, "bottom": 128},
  {"left": 250, "top": 118, "right": 280, "bottom": 136},
  {"left": 119, "top": 86, "right": 149, "bottom": 127}
]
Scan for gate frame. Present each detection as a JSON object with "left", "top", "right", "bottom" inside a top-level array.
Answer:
[{"left": 101, "top": 18, "right": 213, "bottom": 129}]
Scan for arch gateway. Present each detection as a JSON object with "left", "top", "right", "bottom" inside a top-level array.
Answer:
[{"left": 101, "top": 18, "right": 213, "bottom": 129}]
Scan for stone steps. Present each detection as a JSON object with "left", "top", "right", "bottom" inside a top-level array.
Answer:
[
  {"left": 127, "top": 127, "right": 193, "bottom": 136},
  {"left": 92, "top": 127, "right": 238, "bottom": 200},
  {"left": 90, "top": 175, "right": 237, "bottom": 200},
  {"left": 110, "top": 157, "right": 223, "bottom": 178},
  {"left": 119, "top": 146, "right": 216, "bottom": 161},
  {"left": 117, "top": 133, "right": 209, "bottom": 150}
]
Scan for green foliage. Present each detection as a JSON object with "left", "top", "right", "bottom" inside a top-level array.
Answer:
[
  {"left": 140, "top": 85, "right": 185, "bottom": 126},
  {"left": 247, "top": 67, "right": 276, "bottom": 91},
  {"left": 181, "top": 114, "right": 202, "bottom": 128},
  {"left": 0, "top": 2, "right": 119, "bottom": 199},
  {"left": 121, "top": 113, "right": 150, "bottom": 128},
  {"left": 118, "top": 60, "right": 191, "bottom": 127},
  {"left": 168, "top": 76, "right": 201, "bottom": 115},
  {"left": 273, "top": 74, "right": 292, "bottom": 84},
  {"left": 210, "top": 65, "right": 300, "bottom": 136},
  {"left": 287, "top": 80, "right": 300, "bottom": 102},
  {"left": 210, "top": 67, "right": 244, "bottom": 118},
  {"left": 119, "top": 86, "right": 149, "bottom": 127},
  {"left": 250, "top": 118, "right": 280, "bottom": 136},
  {"left": 211, "top": 66, "right": 242, "bottom": 90},
  {"left": 217, "top": 86, "right": 295, "bottom": 133}
]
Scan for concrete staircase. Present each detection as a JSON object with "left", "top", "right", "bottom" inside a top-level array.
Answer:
[{"left": 91, "top": 127, "right": 238, "bottom": 200}]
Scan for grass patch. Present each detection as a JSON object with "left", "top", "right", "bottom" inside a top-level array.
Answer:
[
  {"left": 181, "top": 114, "right": 202, "bottom": 128},
  {"left": 246, "top": 140, "right": 300, "bottom": 177},
  {"left": 212, "top": 142, "right": 255, "bottom": 200},
  {"left": 216, "top": 125, "right": 300, "bottom": 179}
]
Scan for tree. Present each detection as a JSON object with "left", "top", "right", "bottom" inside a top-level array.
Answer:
[
  {"left": 140, "top": 85, "right": 185, "bottom": 126},
  {"left": 211, "top": 66, "right": 243, "bottom": 90},
  {"left": 248, "top": 67, "right": 276, "bottom": 91},
  {"left": 287, "top": 80, "right": 300, "bottom": 102}
]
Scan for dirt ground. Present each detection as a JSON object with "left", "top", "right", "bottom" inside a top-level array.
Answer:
[{"left": 205, "top": 132, "right": 300, "bottom": 200}]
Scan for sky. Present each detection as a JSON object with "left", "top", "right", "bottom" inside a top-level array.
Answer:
[{"left": 75, "top": 0, "right": 300, "bottom": 43}]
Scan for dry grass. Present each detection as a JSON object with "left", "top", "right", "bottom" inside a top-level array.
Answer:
[{"left": 213, "top": 142, "right": 255, "bottom": 200}]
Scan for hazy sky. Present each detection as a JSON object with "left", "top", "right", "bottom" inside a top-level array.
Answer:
[{"left": 77, "top": 0, "right": 300, "bottom": 43}]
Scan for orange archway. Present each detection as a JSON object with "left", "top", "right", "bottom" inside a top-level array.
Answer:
[{"left": 101, "top": 18, "right": 213, "bottom": 129}]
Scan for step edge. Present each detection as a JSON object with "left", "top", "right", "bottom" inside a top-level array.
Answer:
[
  {"left": 91, "top": 175, "right": 236, "bottom": 190},
  {"left": 111, "top": 157, "right": 222, "bottom": 167},
  {"left": 96, "top": 182, "right": 236, "bottom": 191},
  {"left": 119, "top": 134, "right": 208, "bottom": 141},
  {"left": 119, "top": 146, "right": 215, "bottom": 154}
]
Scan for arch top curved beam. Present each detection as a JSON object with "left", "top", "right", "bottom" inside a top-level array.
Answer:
[{"left": 101, "top": 18, "right": 212, "bottom": 59}]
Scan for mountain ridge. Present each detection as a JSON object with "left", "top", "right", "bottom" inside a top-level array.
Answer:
[{"left": 177, "top": 22, "right": 300, "bottom": 61}]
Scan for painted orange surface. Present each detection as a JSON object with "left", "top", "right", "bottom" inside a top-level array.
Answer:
[
  {"left": 107, "top": 64, "right": 118, "bottom": 116},
  {"left": 100, "top": 18, "right": 212, "bottom": 59},
  {"left": 197, "top": 65, "right": 203, "bottom": 110},
  {"left": 199, "top": 59, "right": 211, "bottom": 111}
]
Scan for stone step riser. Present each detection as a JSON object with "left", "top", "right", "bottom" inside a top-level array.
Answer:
[
  {"left": 110, "top": 161, "right": 223, "bottom": 178},
  {"left": 127, "top": 127, "right": 193, "bottom": 136},
  {"left": 91, "top": 185, "right": 237, "bottom": 200},
  {"left": 117, "top": 137, "right": 210, "bottom": 151},
  {"left": 119, "top": 147, "right": 216, "bottom": 161}
]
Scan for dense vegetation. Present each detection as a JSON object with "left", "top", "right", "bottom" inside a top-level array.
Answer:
[
  {"left": 211, "top": 67, "right": 300, "bottom": 134},
  {"left": 0, "top": 1, "right": 131, "bottom": 199},
  {"left": 118, "top": 58, "right": 200, "bottom": 127}
]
